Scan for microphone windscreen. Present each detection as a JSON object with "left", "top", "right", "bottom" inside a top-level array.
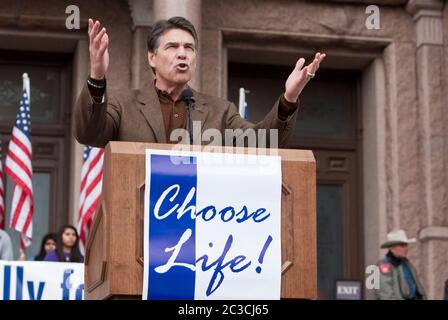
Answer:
[{"left": 180, "top": 89, "right": 195, "bottom": 103}]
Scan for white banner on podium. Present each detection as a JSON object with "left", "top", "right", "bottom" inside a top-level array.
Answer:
[{"left": 143, "top": 150, "right": 282, "bottom": 300}]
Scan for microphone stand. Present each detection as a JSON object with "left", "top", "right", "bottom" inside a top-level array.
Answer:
[{"left": 186, "top": 99, "right": 194, "bottom": 145}]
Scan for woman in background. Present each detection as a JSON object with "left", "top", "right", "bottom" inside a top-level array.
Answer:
[
  {"left": 34, "top": 232, "right": 57, "bottom": 261},
  {"left": 44, "top": 225, "right": 84, "bottom": 263}
]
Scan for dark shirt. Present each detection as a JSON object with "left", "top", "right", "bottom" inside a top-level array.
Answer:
[
  {"left": 155, "top": 86, "right": 188, "bottom": 142},
  {"left": 44, "top": 250, "right": 71, "bottom": 261},
  {"left": 44, "top": 250, "right": 71, "bottom": 262}
]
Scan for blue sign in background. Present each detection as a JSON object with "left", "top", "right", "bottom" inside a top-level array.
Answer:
[{"left": 148, "top": 154, "right": 197, "bottom": 299}]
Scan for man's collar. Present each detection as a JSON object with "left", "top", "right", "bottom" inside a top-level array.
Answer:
[
  {"left": 135, "top": 80, "right": 209, "bottom": 142},
  {"left": 153, "top": 79, "right": 190, "bottom": 102}
]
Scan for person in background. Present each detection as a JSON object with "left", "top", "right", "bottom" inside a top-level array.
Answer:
[
  {"left": 34, "top": 232, "right": 57, "bottom": 261},
  {"left": 0, "top": 229, "right": 13, "bottom": 260},
  {"left": 375, "top": 229, "right": 426, "bottom": 300},
  {"left": 44, "top": 225, "right": 84, "bottom": 263}
]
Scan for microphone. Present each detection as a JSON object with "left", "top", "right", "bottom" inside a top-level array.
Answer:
[{"left": 180, "top": 89, "right": 195, "bottom": 145}]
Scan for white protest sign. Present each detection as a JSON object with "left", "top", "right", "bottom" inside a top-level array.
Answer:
[
  {"left": 143, "top": 149, "right": 282, "bottom": 300},
  {"left": 0, "top": 260, "right": 84, "bottom": 300}
]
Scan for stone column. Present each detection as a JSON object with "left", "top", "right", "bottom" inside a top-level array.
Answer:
[
  {"left": 69, "top": 38, "right": 89, "bottom": 226},
  {"left": 406, "top": 0, "right": 448, "bottom": 300},
  {"left": 153, "top": 0, "right": 202, "bottom": 91},
  {"left": 128, "top": 0, "right": 153, "bottom": 90}
]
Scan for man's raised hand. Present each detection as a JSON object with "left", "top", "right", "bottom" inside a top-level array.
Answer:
[
  {"left": 88, "top": 19, "right": 109, "bottom": 80},
  {"left": 284, "top": 52, "right": 326, "bottom": 103}
]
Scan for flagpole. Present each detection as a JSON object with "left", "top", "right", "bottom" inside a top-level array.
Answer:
[
  {"left": 23, "top": 73, "right": 30, "bottom": 102},
  {"left": 238, "top": 88, "right": 250, "bottom": 120},
  {"left": 238, "top": 87, "right": 245, "bottom": 118}
]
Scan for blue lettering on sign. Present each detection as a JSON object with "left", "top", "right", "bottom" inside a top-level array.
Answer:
[
  {"left": 76, "top": 284, "right": 84, "bottom": 300},
  {"left": 61, "top": 269, "right": 73, "bottom": 300},
  {"left": 2, "top": 265, "right": 46, "bottom": 300},
  {"left": 154, "top": 233, "right": 274, "bottom": 297},
  {"left": 16, "top": 266, "right": 23, "bottom": 300},
  {"left": 3, "top": 265, "right": 10, "bottom": 300},
  {"left": 148, "top": 154, "right": 196, "bottom": 300},
  {"left": 27, "top": 281, "right": 45, "bottom": 300},
  {"left": 196, "top": 235, "right": 251, "bottom": 296},
  {"left": 154, "top": 185, "right": 271, "bottom": 223}
]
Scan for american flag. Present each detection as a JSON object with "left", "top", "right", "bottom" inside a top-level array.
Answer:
[
  {"left": 4, "top": 73, "right": 33, "bottom": 250},
  {"left": 0, "top": 140, "right": 5, "bottom": 230},
  {"left": 77, "top": 146, "right": 104, "bottom": 254}
]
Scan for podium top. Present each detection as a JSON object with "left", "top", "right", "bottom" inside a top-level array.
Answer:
[{"left": 105, "top": 141, "right": 315, "bottom": 163}]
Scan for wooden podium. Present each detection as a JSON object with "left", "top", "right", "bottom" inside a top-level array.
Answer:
[{"left": 84, "top": 141, "right": 316, "bottom": 299}]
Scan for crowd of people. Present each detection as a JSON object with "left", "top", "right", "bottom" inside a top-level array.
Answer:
[{"left": 0, "top": 225, "right": 84, "bottom": 263}]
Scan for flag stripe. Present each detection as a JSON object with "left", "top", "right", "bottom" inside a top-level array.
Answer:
[
  {"left": 78, "top": 149, "right": 104, "bottom": 219},
  {"left": 11, "top": 135, "right": 32, "bottom": 160},
  {"left": 10, "top": 187, "right": 27, "bottom": 228},
  {"left": 6, "top": 148, "right": 32, "bottom": 180},
  {"left": 79, "top": 159, "right": 103, "bottom": 218},
  {"left": 21, "top": 199, "right": 33, "bottom": 238},
  {"left": 4, "top": 166, "right": 33, "bottom": 198},
  {"left": 78, "top": 157, "right": 103, "bottom": 219},
  {"left": 78, "top": 146, "right": 104, "bottom": 255},
  {"left": 11, "top": 190, "right": 32, "bottom": 237},
  {"left": 78, "top": 197, "right": 100, "bottom": 249},
  {"left": 82, "top": 171, "right": 103, "bottom": 211},
  {"left": 10, "top": 127, "right": 32, "bottom": 153},
  {"left": 79, "top": 149, "right": 103, "bottom": 191},
  {"left": 79, "top": 178, "right": 102, "bottom": 223},
  {"left": 81, "top": 193, "right": 101, "bottom": 226}
]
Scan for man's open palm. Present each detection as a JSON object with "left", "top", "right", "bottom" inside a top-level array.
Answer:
[
  {"left": 88, "top": 19, "right": 109, "bottom": 80},
  {"left": 284, "top": 52, "right": 326, "bottom": 102}
]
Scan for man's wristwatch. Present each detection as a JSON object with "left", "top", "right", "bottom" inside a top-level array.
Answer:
[{"left": 87, "top": 78, "right": 106, "bottom": 89}]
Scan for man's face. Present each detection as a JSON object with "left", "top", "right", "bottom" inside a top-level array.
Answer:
[
  {"left": 148, "top": 28, "right": 197, "bottom": 87},
  {"left": 390, "top": 243, "right": 408, "bottom": 258}
]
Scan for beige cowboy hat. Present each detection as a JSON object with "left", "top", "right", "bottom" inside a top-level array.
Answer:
[{"left": 381, "top": 229, "right": 416, "bottom": 248}]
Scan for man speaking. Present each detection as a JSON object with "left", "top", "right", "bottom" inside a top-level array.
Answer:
[{"left": 73, "top": 16, "right": 325, "bottom": 148}]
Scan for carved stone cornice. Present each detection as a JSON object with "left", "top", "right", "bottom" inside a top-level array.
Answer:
[{"left": 406, "top": 0, "right": 444, "bottom": 47}]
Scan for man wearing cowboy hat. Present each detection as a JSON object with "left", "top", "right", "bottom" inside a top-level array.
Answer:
[{"left": 375, "top": 229, "right": 426, "bottom": 300}]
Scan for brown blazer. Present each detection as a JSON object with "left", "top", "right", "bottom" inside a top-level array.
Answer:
[{"left": 73, "top": 81, "right": 298, "bottom": 148}]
